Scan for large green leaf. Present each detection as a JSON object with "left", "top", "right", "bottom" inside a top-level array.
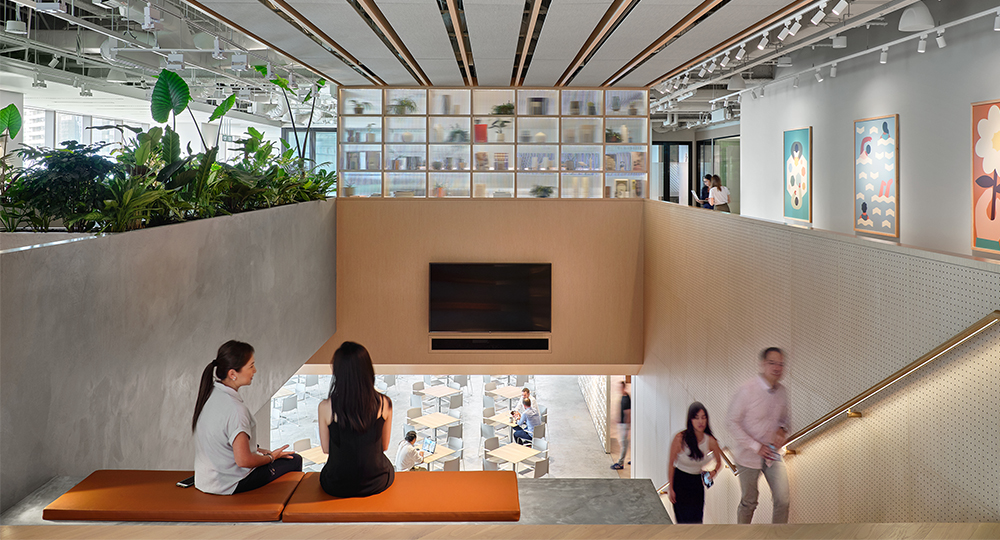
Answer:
[
  {"left": 0, "top": 103, "right": 22, "bottom": 138},
  {"left": 156, "top": 156, "right": 193, "bottom": 186},
  {"left": 269, "top": 75, "right": 296, "bottom": 96},
  {"left": 150, "top": 70, "right": 191, "bottom": 123},
  {"left": 162, "top": 126, "right": 181, "bottom": 163},
  {"left": 247, "top": 126, "right": 264, "bottom": 140},
  {"left": 209, "top": 94, "right": 237, "bottom": 122}
]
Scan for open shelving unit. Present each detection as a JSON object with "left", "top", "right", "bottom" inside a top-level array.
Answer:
[{"left": 338, "top": 87, "right": 649, "bottom": 199}]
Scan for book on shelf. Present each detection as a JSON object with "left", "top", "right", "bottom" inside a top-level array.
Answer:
[
  {"left": 346, "top": 151, "right": 360, "bottom": 170},
  {"left": 493, "top": 152, "right": 509, "bottom": 171},
  {"left": 631, "top": 151, "right": 646, "bottom": 171},
  {"left": 365, "top": 151, "right": 381, "bottom": 170},
  {"left": 475, "top": 152, "right": 490, "bottom": 170}
]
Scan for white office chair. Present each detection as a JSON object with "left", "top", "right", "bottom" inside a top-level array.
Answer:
[
  {"left": 383, "top": 374, "right": 395, "bottom": 388},
  {"left": 514, "top": 374, "right": 528, "bottom": 387},
  {"left": 304, "top": 374, "right": 320, "bottom": 399},
  {"left": 446, "top": 393, "right": 463, "bottom": 412},
  {"left": 412, "top": 381, "right": 425, "bottom": 396},
  {"left": 482, "top": 456, "right": 498, "bottom": 471},
  {"left": 443, "top": 457, "right": 461, "bottom": 471},
  {"left": 521, "top": 457, "right": 549, "bottom": 478},
  {"left": 532, "top": 423, "right": 546, "bottom": 440},
  {"left": 483, "top": 395, "right": 495, "bottom": 409},
  {"left": 483, "top": 407, "right": 495, "bottom": 421},
  {"left": 407, "top": 407, "right": 422, "bottom": 420},
  {"left": 484, "top": 382, "right": 497, "bottom": 393},
  {"left": 293, "top": 438, "right": 311, "bottom": 452},
  {"left": 525, "top": 438, "right": 547, "bottom": 464},
  {"left": 279, "top": 395, "right": 299, "bottom": 427},
  {"left": 453, "top": 374, "right": 469, "bottom": 394}
]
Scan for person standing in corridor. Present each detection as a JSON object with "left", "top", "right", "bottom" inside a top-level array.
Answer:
[{"left": 611, "top": 381, "right": 631, "bottom": 470}]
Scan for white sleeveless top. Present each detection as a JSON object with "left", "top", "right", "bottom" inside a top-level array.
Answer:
[{"left": 674, "top": 434, "right": 713, "bottom": 475}]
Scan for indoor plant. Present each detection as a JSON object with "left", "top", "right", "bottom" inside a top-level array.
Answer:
[
  {"left": 530, "top": 185, "right": 554, "bottom": 198},
  {"left": 349, "top": 99, "right": 373, "bottom": 114},
  {"left": 490, "top": 119, "right": 511, "bottom": 142},
  {"left": 491, "top": 102, "right": 515, "bottom": 115},
  {"left": 387, "top": 97, "right": 417, "bottom": 115}
]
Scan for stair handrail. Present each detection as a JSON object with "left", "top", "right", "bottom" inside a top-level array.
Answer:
[{"left": 783, "top": 310, "right": 1000, "bottom": 452}]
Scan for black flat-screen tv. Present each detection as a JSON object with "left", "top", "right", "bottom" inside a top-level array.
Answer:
[{"left": 429, "top": 263, "right": 551, "bottom": 333}]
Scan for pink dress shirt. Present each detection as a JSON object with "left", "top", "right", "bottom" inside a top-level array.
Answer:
[{"left": 726, "top": 375, "right": 790, "bottom": 469}]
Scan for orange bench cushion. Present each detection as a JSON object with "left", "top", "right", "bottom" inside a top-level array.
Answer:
[
  {"left": 42, "top": 470, "right": 304, "bottom": 522},
  {"left": 282, "top": 471, "right": 520, "bottom": 522}
]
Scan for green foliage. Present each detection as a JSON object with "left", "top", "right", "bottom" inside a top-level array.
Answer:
[
  {"left": 530, "top": 185, "right": 554, "bottom": 198},
  {"left": 491, "top": 102, "right": 515, "bottom": 115},
  {"left": 387, "top": 97, "right": 417, "bottom": 115},
  {"left": 150, "top": 70, "right": 192, "bottom": 123},
  {"left": 0, "top": 103, "right": 22, "bottom": 138},
  {"left": 209, "top": 94, "right": 237, "bottom": 123}
]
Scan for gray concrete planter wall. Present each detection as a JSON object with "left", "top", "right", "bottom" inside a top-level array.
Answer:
[{"left": 0, "top": 200, "right": 336, "bottom": 512}]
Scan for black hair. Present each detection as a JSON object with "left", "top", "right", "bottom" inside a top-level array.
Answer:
[
  {"left": 704, "top": 174, "right": 712, "bottom": 180},
  {"left": 683, "top": 402, "right": 713, "bottom": 461},
  {"left": 329, "top": 341, "right": 387, "bottom": 433},
  {"left": 761, "top": 347, "right": 784, "bottom": 360},
  {"left": 404, "top": 431, "right": 417, "bottom": 443},
  {"left": 192, "top": 340, "right": 254, "bottom": 431}
]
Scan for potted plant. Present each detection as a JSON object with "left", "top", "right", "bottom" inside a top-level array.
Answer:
[
  {"left": 605, "top": 128, "right": 622, "bottom": 143},
  {"left": 349, "top": 99, "right": 373, "bottom": 114},
  {"left": 433, "top": 182, "right": 446, "bottom": 198},
  {"left": 342, "top": 181, "right": 356, "bottom": 197},
  {"left": 447, "top": 124, "right": 469, "bottom": 143},
  {"left": 491, "top": 102, "right": 515, "bottom": 115},
  {"left": 490, "top": 119, "right": 511, "bottom": 142},
  {"left": 530, "top": 185, "right": 554, "bottom": 198},
  {"left": 387, "top": 97, "right": 417, "bottom": 115}
]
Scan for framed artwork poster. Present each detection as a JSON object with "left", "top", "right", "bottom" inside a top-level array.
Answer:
[
  {"left": 854, "top": 114, "right": 899, "bottom": 237},
  {"left": 783, "top": 127, "right": 812, "bottom": 222},
  {"left": 973, "top": 99, "right": 1000, "bottom": 254}
]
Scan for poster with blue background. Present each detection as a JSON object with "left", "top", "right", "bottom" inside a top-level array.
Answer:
[
  {"left": 854, "top": 114, "right": 899, "bottom": 237},
  {"left": 783, "top": 127, "right": 812, "bottom": 222}
]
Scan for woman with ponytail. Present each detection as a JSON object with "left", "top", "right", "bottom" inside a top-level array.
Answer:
[
  {"left": 192, "top": 340, "right": 302, "bottom": 495},
  {"left": 666, "top": 402, "right": 723, "bottom": 523}
]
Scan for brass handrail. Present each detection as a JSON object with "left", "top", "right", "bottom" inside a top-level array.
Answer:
[{"left": 784, "top": 310, "right": 1000, "bottom": 451}]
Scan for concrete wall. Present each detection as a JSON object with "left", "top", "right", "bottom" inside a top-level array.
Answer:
[
  {"left": 0, "top": 200, "right": 337, "bottom": 511},
  {"left": 739, "top": 0, "right": 1000, "bottom": 257},
  {"left": 636, "top": 200, "right": 1000, "bottom": 523}
]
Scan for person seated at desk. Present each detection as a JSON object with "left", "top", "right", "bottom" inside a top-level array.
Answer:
[
  {"left": 395, "top": 430, "right": 425, "bottom": 471},
  {"left": 192, "top": 340, "right": 302, "bottom": 495},
  {"left": 512, "top": 388, "right": 540, "bottom": 420},
  {"left": 512, "top": 397, "right": 542, "bottom": 445}
]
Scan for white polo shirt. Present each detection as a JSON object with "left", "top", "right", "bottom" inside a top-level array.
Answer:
[{"left": 194, "top": 381, "right": 256, "bottom": 494}]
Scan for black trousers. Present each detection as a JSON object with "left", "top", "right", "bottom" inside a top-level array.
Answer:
[
  {"left": 233, "top": 454, "right": 303, "bottom": 494},
  {"left": 672, "top": 468, "right": 705, "bottom": 524}
]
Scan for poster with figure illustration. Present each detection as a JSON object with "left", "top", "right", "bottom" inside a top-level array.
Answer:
[
  {"left": 854, "top": 114, "right": 899, "bottom": 237},
  {"left": 973, "top": 99, "right": 1000, "bottom": 254},
  {"left": 783, "top": 127, "right": 812, "bottom": 222}
]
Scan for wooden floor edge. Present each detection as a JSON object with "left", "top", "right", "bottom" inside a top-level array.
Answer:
[{"left": 3, "top": 522, "right": 998, "bottom": 540}]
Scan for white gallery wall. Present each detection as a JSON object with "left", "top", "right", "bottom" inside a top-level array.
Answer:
[{"left": 739, "top": 0, "right": 1000, "bottom": 257}]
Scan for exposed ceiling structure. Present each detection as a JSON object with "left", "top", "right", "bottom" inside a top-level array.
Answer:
[{"left": 3, "top": 0, "right": 968, "bottom": 129}]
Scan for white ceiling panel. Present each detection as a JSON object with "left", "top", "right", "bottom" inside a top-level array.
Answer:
[
  {"left": 465, "top": 0, "right": 523, "bottom": 86},
  {"left": 378, "top": 0, "right": 465, "bottom": 86},
  {"left": 571, "top": 0, "right": 702, "bottom": 87},
  {"left": 284, "top": 0, "right": 418, "bottom": 85},
  {"left": 615, "top": 0, "right": 790, "bottom": 87},
  {"left": 521, "top": 0, "right": 610, "bottom": 87}
]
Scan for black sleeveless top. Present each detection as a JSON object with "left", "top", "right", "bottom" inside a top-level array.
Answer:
[{"left": 319, "top": 399, "right": 394, "bottom": 498}]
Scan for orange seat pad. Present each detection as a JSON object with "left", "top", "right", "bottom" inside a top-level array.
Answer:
[
  {"left": 42, "top": 470, "right": 304, "bottom": 522},
  {"left": 282, "top": 471, "right": 520, "bottom": 522}
]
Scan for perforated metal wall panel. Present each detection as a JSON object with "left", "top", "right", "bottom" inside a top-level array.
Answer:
[
  {"left": 579, "top": 375, "right": 610, "bottom": 453},
  {"left": 636, "top": 201, "right": 1000, "bottom": 523}
]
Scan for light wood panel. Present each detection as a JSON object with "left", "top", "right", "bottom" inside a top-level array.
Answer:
[{"left": 309, "top": 198, "right": 645, "bottom": 374}]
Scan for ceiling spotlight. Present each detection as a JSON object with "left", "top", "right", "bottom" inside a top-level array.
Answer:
[
  {"left": 832, "top": 35, "right": 847, "bottom": 48},
  {"left": 750, "top": 89, "right": 758, "bottom": 100},
  {"left": 673, "top": 78, "right": 681, "bottom": 89},
  {"left": 789, "top": 17, "right": 802, "bottom": 36},
  {"left": 995, "top": 10, "right": 1000, "bottom": 31},
  {"left": 265, "top": 62, "right": 273, "bottom": 80},
  {"left": 727, "top": 74, "right": 746, "bottom": 90},
  {"left": 792, "top": 76, "right": 799, "bottom": 88},
  {"left": 917, "top": 35, "right": 927, "bottom": 53},
  {"left": 212, "top": 37, "right": 225, "bottom": 60},
  {"left": 879, "top": 47, "right": 888, "bottom": 64},
  {"left": 707, "top": 60, "right": 717, "bottom": 73},
  {"left": 231, "top": 53, "right": 248, "bottom": 71},
  {"left": 80, "top": 85, "right": 93, "bottom": 97},
  {"left": 815, "top": 70, "right": 824, "bottom": 83},
  {"left": 758, "top": 32, "right": 769, "bottom": 50},
  {"left": 720, "top": 53, "right": 730, "bottom": 68},
  {"left": 759, "top": 85, "right": 765, "bottom": 97},
  {"left": 32, "top": 73, "right": 47, "bottom": 88},
  {"left": 831, "top": 0, "right": 849, "bottom": 16},
  {"left": 777, "top": 24, "right": 790, "bottom": 41},
  {"left": 48, "top": 55, "right": 60, "bottom": 68},
  {"left": 830, "top": 63, "right": 838, "bottom": 77},
  {"left": 811, "top": 2, "right": 827, "bottom": 25},
  {"left": 698, "top": 64, "right": 707, "bottom": 77},
  {"left": 936, "top": 29, "right": 946, "bottom": 48},
  {"left": 735, "top": 44, "right": 747, "bottom": 60},
  {"left": 166, "top": 52, "right": 184, "bottom": 71},
  {"left": 142, "top": 2, "right": 163, "bottom": 31},
  {"left": 288, "top": 73, "right": 298, "bottom": 89}
]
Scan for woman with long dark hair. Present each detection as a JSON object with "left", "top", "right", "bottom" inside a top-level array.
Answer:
[
  {"left": 318, "top": 341, "right": 394, "bottom": 497},
  {"left": 667, "top": 402, "right": 723, "bottom": 523},
  {"left": 192, "top": 340, "right": 302, "bottom": 494}
]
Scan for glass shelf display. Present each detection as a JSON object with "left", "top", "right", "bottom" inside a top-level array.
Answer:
[
  {"left": 562, "top": 118, "right": 602, "bottom": 144},
  {"left": 429, "top": 145, "right": 471, "bottom": 172},
  {"left": 428, "top": 89, "right": 470, "bottom": 115},
  {"left": 385, "top": 172, "right": 427, "bottom": 197},
  {"left": 561, "top": 145, "right": 603, "bottom": 172},
  {"left": 562, "top": 173, "right": 603, "bottom": 198},
  {"left": 605, "top": 118, "right": 647, "bottom": 144},
  {"left": 606, "top": 173, "right": 647, "bottom": 199},
  {"left": 386, "top": 117, "right": 426, "bottom": 144},
  {"left": 342, "top": 88, "right": 382, "bottom": 115},
  {"left": 384, "top": 144, "right": 426, "bottom": 171},
  {"left": 604, "top": 145, "right": 647, "bottom": 172},
  {"left": 429, "top": 172, "right": 471, "bottom": 198},
  {"left": 472, "top": 89, "right": 516, "bottom": 116},
  {"left": 561, "top": 89, "right": 602, "bottom": 116},
  {"left": 473, "top": 173, "right": 515, "bottom": 198},
  {"left": 517, "top": 89, "right": 559, "bottom": 116},
  {"left": 517, "top": 145, "right": 559, "bottom": 171},
  {"left": 605, "top": 89, "right": 647, "bottom": 116},
  {"left": 342, "top": 172, "right": 382, "bottom": 197},
  {"left": 517, "top": 173, "right": 559, "bottom": 198},
  {"left": 341, "top": 144, "right": 382, "bottom": 171},
  {"left": 472, "top": 116, "right": 514, "bottom": 143},
  {"left": 473, "top": 144, "right": 515, "bottom": 172},
  {"left": 517, "top": 117, "right": 559, "bottom": 144},
  {"left": 341, "top": 117, "right": 381, "bottom": 144},
  {"left": 429, "top": 117, "right": 471, "bottom": 143},
  {"left": 385, "top": 88, "right": 426, "bottom": 115}
]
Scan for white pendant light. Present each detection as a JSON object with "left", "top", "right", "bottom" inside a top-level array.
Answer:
[
  {"left": 832, "top": 35, "right": 847, "bottom": 48},
  {"left": 727, "top": 74, "right": 746, "bottom": 90},
  {"left": 106, "top": 68, "right": 128, "bottom": 83},
  {"left": 898, "top": 1, "right": 934, "bottom": 32}
]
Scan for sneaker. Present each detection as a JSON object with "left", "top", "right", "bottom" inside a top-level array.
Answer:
[{"left": 610, "top": 463, "right": 624, "bottom": 470}]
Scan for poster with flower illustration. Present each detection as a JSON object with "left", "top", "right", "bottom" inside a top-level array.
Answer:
[
  {"left": 783, "top": 127, "right": 812, "bottom": 222},
  {"left": 972, "top": 99, "right": 1000, "bottom": 254},
  {"left": 854, "top": 114, "right": 899, "bottom": 237}
]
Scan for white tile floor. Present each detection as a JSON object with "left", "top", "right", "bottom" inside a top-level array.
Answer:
[{"left": 268, "top": 374, "right": 622, "bottom": 478}]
